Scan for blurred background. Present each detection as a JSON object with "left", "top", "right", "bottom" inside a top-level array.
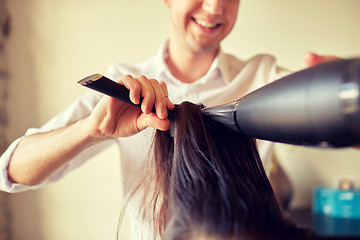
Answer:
[{"left": 1, "top": 0, "right": 360, "bottom": 239}]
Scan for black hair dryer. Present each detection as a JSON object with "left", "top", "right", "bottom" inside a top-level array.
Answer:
[{"left": 202, "top": 58, "right": 360, "bottom": 148}]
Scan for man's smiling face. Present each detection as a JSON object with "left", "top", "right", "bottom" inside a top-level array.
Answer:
[{"left": 164, "top": 0, "right": 240, "bottom": 54}]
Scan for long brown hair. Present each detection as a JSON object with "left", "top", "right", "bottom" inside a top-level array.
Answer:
[{"left": 121, "top": 101, "right": 314, "bottom": 240}]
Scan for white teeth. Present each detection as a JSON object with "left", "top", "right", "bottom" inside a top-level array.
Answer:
[{"left": 195, "top": 19, "right": 217, "bottom": 28}]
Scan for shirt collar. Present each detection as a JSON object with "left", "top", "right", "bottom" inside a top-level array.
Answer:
[
  {"left": 216, "top": 49, "right": 232, "bottom": 84},
  {"left": 154, "top": 40, "right": 231, "bottom": 85}
]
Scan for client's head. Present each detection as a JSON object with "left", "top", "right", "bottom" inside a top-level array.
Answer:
[{"left": 133, "top": 101, "right": 313, "bottom": 240}]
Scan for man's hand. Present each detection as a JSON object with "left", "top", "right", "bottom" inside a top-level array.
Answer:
[
  {"left": 86, "top": 75, "right": 175, "bottom": 141},
  {"left": 303, "top": 52, "right": 341, "bottom": 67},
  {"left": 8, "top": 75, "right": 175, "bottom": 185}
]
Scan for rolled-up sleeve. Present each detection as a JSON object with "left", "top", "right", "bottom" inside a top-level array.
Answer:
[{"left": 0, "top": 90, "right": 114, "bottom": 193}]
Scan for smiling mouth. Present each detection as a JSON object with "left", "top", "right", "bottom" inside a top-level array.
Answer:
[{"left": 192, "top": 18, "right": 221, "bottom": 29}]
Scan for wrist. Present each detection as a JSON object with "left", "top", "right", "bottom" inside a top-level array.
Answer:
[{"left": 77, "top": 117, "right": 113, "bottom": 146}]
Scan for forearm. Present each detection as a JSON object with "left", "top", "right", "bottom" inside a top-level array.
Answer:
[
  {"left": 8, "top": 118, "right": 99, "bottom": 185},
  {"left": 7, "top": 76, "right": 174, "bottom": 186}
]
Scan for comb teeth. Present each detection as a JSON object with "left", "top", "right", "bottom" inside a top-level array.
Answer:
[
  {"left": 167, "top": 109, "right": 175, "bottom": 137},
  {"left": 169, "top": 123, "right": 175, "bottom": 137}
]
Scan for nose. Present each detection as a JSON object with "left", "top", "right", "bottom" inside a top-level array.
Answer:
[{"left": 202, "top": 0, "right": 223, "bottom": 15}]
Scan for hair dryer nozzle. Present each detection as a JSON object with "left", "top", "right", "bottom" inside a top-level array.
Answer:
[{"left": 202, "top": 100, "right": 242, "bottom": 133}]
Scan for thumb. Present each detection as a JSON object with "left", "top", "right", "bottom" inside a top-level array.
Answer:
[{"left": 136, "top": 113, "right": 171, "bottom": 132}]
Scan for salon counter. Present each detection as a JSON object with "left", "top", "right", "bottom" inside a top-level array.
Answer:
[{"left": 290, "top": 208, "right": 360, "bottom": 239}]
